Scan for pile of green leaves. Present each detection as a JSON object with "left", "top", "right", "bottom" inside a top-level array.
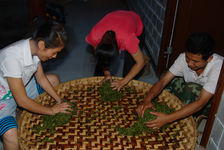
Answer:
[
  {"left": 98, "top": 80, "right": 123, "bottom": 102},
  {"left": 33, "top": 101, "right": 76, "bottom": 134},
  {"left": 124, "top": 87, "right": 137, "bottom": 94},
  {"left": 117, "top": 100, "right": 175, "bottom": 136}
]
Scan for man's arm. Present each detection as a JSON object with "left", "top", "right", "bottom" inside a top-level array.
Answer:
[
  {"left": 137, "top": 71, "right": 175, "bottom": 117},
  {"left": 111, "top": 47, "right": 145, "bottom": 90},
  {"left": 145, "top": 88, "right": 213, "bottom": 128},
  {"left": 35, "top": 63, "right": 61, "bottom": 102}
]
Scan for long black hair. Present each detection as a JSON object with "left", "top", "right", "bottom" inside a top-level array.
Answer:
[
  {"left": 185, "top": 32, "right": 215, "bottom": 61},
  {"left": 95, "top": 30, "right": 119, "bottom": 69},
  {"left": 31, "top": 17, "right": 68, "bottom": 48}
]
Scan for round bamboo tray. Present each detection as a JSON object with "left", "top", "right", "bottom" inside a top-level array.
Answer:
[{"left": 18, "top": 76, "right": 197, "bottom": 150}]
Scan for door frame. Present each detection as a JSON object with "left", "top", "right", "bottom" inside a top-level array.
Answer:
[{"left": 156, "top": 0, "right": 178, "bottom": 76}]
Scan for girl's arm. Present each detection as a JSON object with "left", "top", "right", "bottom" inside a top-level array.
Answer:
[
  {"left": 34, "top": 63, "right": 61, "bottom": 102},
  {"left": 7, "top": 77, "right": 70, "bottom": 115}
]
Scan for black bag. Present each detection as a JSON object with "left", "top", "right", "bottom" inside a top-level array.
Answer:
[{"left": 46, "top": 3, "right": 66, "bottom": 24}]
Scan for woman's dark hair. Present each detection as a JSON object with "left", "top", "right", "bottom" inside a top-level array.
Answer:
[
  {"left": 185, "top": 32, "right": 215, "bottom": 60},
  {"left": 31, "top": 18, "right": 68, "bottom": 48},
  {"left": 95, "top": 30, "right": 118, "bottom": 68}
]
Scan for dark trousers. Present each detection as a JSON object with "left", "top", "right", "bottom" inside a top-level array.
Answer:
[
  {"left": 122, "top": 52, "right": 144, "bottom": 80},
  {"left": 94, "top": 63, "right": 104, "bottom": 76},
  {"left": 94, "top": 51, "right": 144, "bottom": 80}
]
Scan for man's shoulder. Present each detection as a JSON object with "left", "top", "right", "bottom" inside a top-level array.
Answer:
[
  {"left": 212, "top": 53, "right": 224, "bottom": 61},
  {"left": 173, "top": 52, "right": 186, "bottom": 63},
  {"left": 205, "top": 53, "right": 223, "bottom": 75},
  {"left": 210, "top": 53, "right": 224, "bottom": 67},
  {"left": 175, "top": 52, "right": 185, "bottom": 59}
]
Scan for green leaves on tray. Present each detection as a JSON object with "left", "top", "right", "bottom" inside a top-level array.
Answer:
[
  {"left": 33, "top": 100, "right": 76, "bottom": 134},
  {"left": 116, "top": 100, "right": 175, "bottom": 136},
  {"left": 98, "top": 80, "right": 123, "bottom": 102}
]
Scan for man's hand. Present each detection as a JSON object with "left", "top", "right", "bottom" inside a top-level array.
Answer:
[
  {"left": 50, "top": 102, "right": 72, "bottom": 115},
  {"left": 111, "top": 79, "right": 128, "bottom": 91},
  {"left": 145, "top": 112, "right": 170, "bottom": 129},
  {"left": 136, "top": 100, "right": 155, "bottom": 118}
]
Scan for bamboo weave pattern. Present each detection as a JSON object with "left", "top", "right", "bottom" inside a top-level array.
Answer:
[{"left": 18, "top": 77, "right": 197, "bottom": 150}]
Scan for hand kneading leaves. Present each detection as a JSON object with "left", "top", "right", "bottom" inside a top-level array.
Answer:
[
  {"left": 99, "top": 80, "right": 123, "bottom": 102},
  {"left": 117, "top": 100, "right": 175, "bottom": 136},
  {"left": 33, "top": 100, "right": 76, "bottom": 134}
]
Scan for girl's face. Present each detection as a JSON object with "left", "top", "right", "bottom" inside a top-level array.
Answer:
[
  {"left": 39, "top": 47, "right": 64, "bottom": 61},
  {"left": 37, "top": 41, "right": 64, "bottom": 61}
]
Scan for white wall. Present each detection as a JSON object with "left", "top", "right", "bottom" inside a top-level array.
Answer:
[{"left": 207, "top": 89, "right": 224, "bottom": 149}]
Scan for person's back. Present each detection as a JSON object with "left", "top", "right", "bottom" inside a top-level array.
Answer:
[
  {"left": 86, "top": 10, "right": 143, "bottom": 52},
  {"left": 85, "top": 10, "right": 145, "bottom": 90}
]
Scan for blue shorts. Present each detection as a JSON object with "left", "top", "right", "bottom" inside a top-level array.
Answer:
[
  {"left": 0, "top": 77, "right": 44, "bottom": 135},
  {"left": 0, "top": 116, "right": 17, "bottom": 136},
  {"left": 35, "top": 79, "right": 45, "bottom": 94}
]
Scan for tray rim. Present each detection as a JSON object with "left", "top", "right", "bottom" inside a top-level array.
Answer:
[{"left": 18, "top": 76, "right": 197, "bottom": 150}]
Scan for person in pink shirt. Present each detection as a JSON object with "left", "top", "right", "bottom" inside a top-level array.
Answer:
[{"left": 86, "top": 10, "right": 145, "bottom": 91}]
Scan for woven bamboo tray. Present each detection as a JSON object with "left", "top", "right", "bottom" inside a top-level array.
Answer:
[{"left": 18, "top": 76, "right": 197, "bottom": 150}]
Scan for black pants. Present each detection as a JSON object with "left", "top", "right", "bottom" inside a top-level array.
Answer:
[
  {"left": 94, "top": 51, "right": 144, "bottom": 80},
  {"left": 122, "top": 52, "right": 144, "bottom": 80},
  {"left": 94, "top": 63, "right": 105, "bottom": 76}
]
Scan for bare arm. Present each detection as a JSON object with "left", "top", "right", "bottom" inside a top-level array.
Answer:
[
  {"left": 124, "top": 47, "right": 145, "bottom": 81},
  {"left": 144, "top": 71, "right": 175, "bottom": 103},
  {"left": 136, "top": 71, "right": 175, "bottom": 117},
  {"left": 146, "top": 89, "right": 213, "bottom": 128},
  {"left": 7, "top": 77, "right": 70, "bottom": 115},
  {"left": 35, "top": 63, "right": 61, "bottom": 102},
  {"left": 171, "top": 89, "right": 212, "bottom": 118},
  {"left": 111, "top": 47, "right": 145, "bottom": 90}
]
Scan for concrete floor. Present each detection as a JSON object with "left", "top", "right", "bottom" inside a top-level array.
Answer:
[
  {"left": 43, "top": 0, "right": 158, "bottom": 84},
  {"left": 0, "top": 0, "right": 207, "bottom": 149}
]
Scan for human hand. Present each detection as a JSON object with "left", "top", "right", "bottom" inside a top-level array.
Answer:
[
  {"left": 56, "top": 99, "right": 62, "bottom": 103},
  {"left": 111, "top": 79, "right": 128, "bottom": 91},
  {"left": 99, "top": 75, "right": 112, "bottom": 86},
  {"left": 104, "top": 74, "right": 112, "bottom": 82},
  {"left": 145, "top": 112, "right": 170, "bottom": 129},
  {"left": 136, "top": 100, "right": 155, "bottom": 118},
  {"left": 50, "top": 102, "right": 72, "bottom": 115}
]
